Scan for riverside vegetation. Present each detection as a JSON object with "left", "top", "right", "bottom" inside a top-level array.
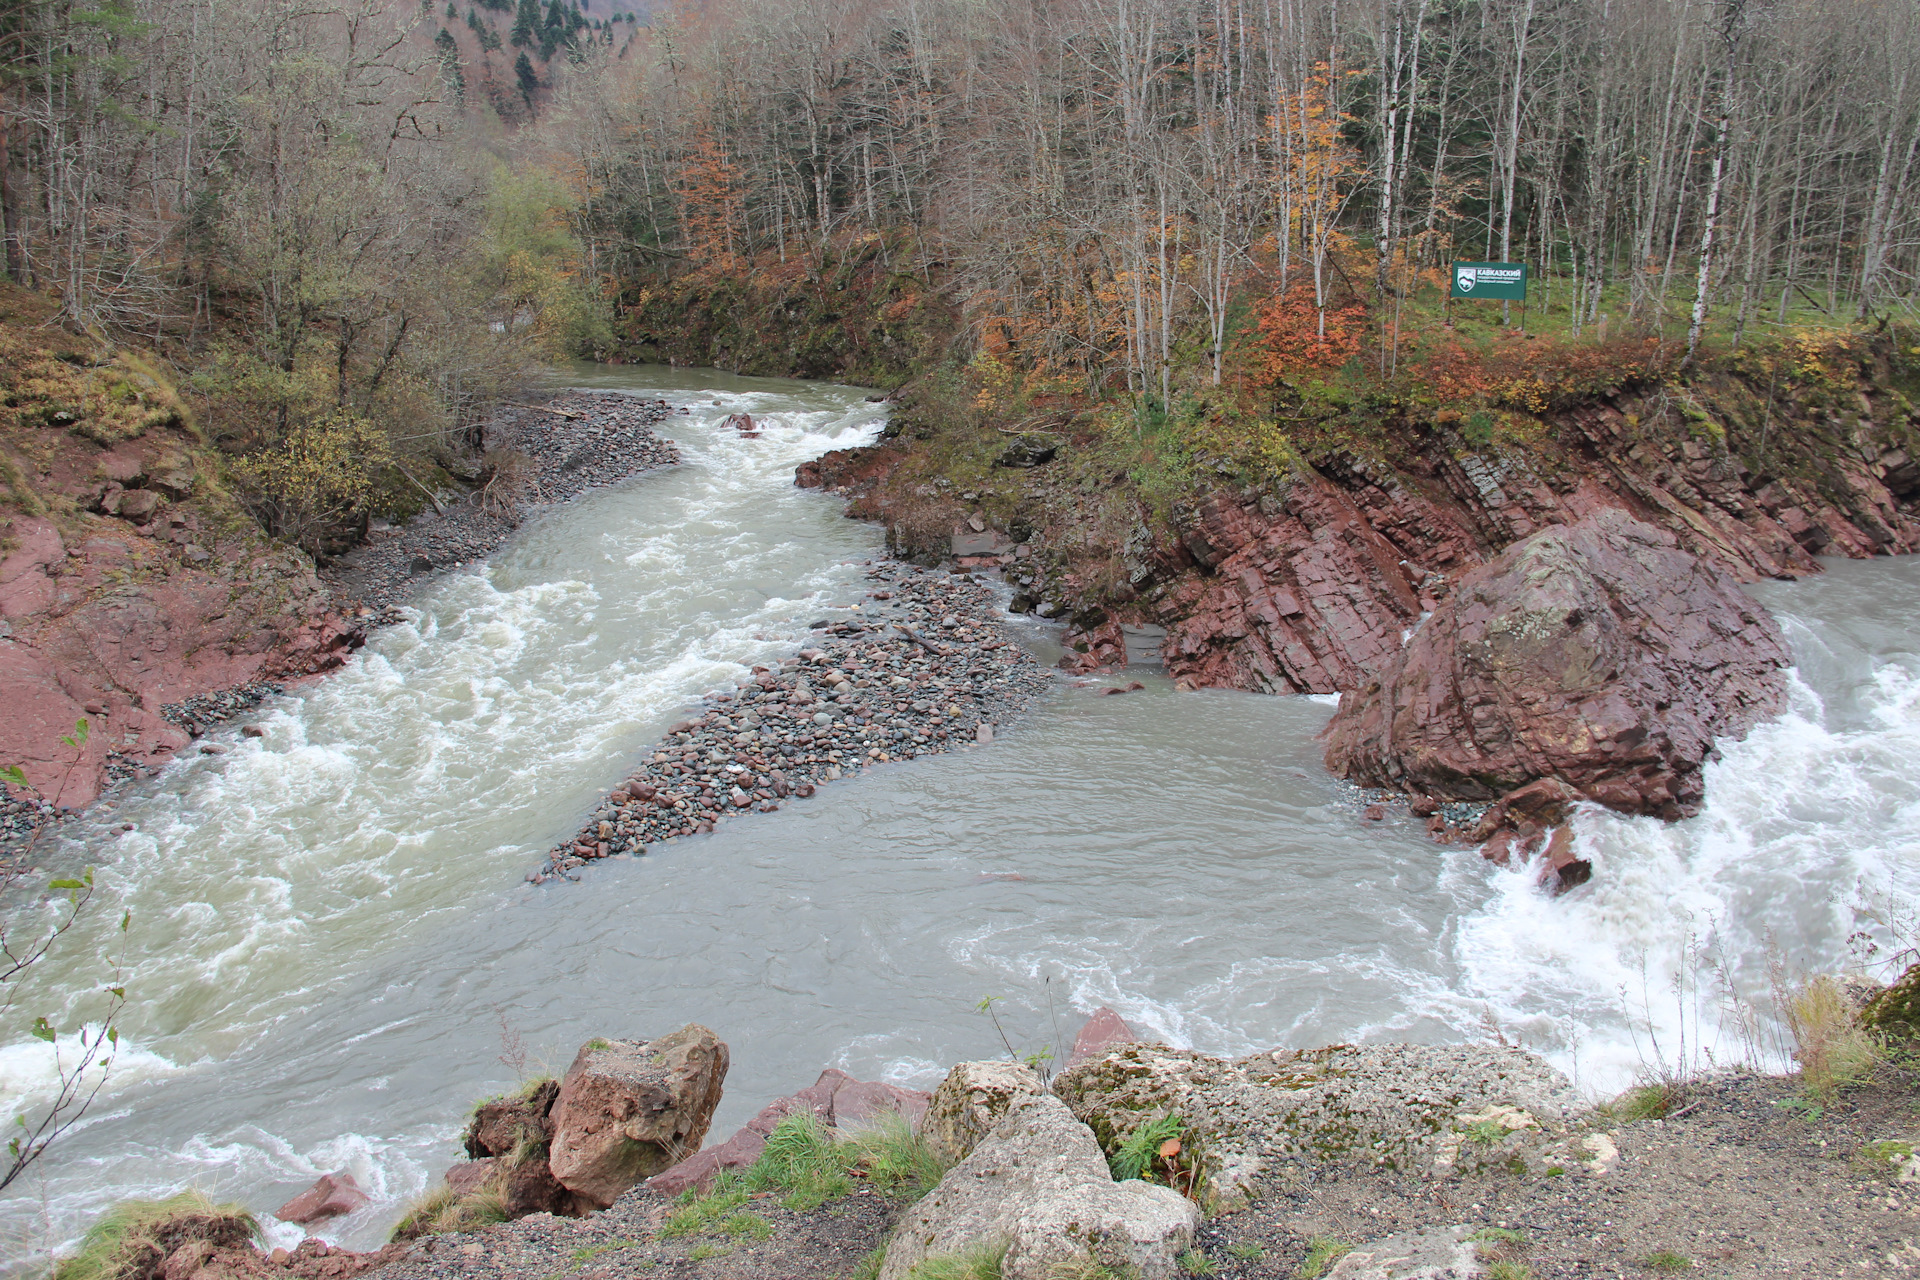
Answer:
[{"left": 2, "top": 0, "right": 1919, "bottom": 1270}]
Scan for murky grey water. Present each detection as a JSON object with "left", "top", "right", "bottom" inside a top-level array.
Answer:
[{"left": 4, "top": 364, "right": 1918, "bottom": 1263}]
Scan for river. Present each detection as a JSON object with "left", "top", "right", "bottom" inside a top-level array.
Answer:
[{"left": 2, "top": 364, "right": 1917, "bottom": 1262}]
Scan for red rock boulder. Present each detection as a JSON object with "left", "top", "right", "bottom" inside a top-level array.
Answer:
[
  {"left": 273, "top": 1172, "right": 367, "bottom": 1225},
  {"left": 1322, "top": 509, "right": 1788, "bottom": 819},
  {"left": 548, "top": 1025, "right": 729, "bottom": 1209}
]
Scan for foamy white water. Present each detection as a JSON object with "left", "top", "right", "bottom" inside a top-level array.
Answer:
[
  {"left": 1452, "top": 558, "right": 1920, "bottom": 1094},
  {"left": 2, "top": 362, "right": 1914, "bottom": 1265}
]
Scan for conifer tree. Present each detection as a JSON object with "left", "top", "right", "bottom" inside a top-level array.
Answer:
[
  {"left": 433, "top": 27, "right": 465, "bottom": 104},
  {"left": 509, "top": 0, "right": 538, "bottom": 48},
  {"left": 514, "top": 50, "right": 538, "bottom": 106}
]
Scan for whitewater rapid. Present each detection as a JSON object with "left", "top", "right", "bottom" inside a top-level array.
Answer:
[{"left": 2, "top": 362, "right": 1915, "bottom": 1264}]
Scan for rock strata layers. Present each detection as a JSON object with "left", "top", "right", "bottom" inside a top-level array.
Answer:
[
  {"left": 801, "top": 355, "right": 1918, "bottom": 697},
  {"left": 1321, "top": 509, "right": 1790, "bottom": 820}
]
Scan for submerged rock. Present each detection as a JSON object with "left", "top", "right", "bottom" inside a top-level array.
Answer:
[
  {"left": 548, "top": 1025, "right": 729, "bottom": 1208},
  {"left": 880, "top": 1095, "right": 1198, "bottom": 1280},
  {"left": 1322, "top": 509, "right": 1789, "bottom": 820}
]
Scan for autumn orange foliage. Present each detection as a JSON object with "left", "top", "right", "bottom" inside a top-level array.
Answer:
[{"left": 1246, "top": 284, "right": 1368, "bottom": 381}]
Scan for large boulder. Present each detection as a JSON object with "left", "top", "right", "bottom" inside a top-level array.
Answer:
[
  {"left": 648, "top": 1068, "right": 932, "bottom": 1196},
  {"left": 1053, "top": 1043, "right": 1584, "bottom": 1212},
  {"left": 879, "top": 1095, "right": 1199, "bottom": 1280},
  {"left": 1322, "top": 509, "right": 1789, "bottom": 819},
  {"left": 548, "top": 1025, "right": 729, "bottom": 1209},
  {"left": 918, "top": 1060, "right": 1047, "bottom": 1164}
]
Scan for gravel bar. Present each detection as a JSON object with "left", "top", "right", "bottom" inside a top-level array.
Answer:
[{"left": 530, "top": 563, "right": 1055, "bottom": 883}]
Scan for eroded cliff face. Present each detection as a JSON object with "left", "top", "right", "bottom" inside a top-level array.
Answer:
[
  {"left": 802, "top": 342, "right": 1920, "bottom": 702},
  {"left": 1, "top": 328, "right": 362, "bottom": 809}
]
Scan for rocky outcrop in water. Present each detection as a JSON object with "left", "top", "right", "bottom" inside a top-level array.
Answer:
[
  {"left": 532, "top": 562, "right": 1053, "bottom": 881},
  {"left": 1321, "top": 510, "right": 1791, "bottom": 821}
]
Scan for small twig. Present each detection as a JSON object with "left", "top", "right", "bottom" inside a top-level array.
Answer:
[
  {"left": 530, "top": 405, "right": 588, "bottom": 421},
  {"left": 894, "top": 624, "right": 949, "bottom": 654}
]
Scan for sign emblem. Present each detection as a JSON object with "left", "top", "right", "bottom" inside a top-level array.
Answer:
[{"left": 1456, "top": 266, "right": 1478, "bottom": 292}]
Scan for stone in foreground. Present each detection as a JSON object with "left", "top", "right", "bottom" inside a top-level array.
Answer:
[
  {"left": 879, "top": 1095, "right": 1198, "bottom": 1280},
  {"left": 1322, "top": 509, "right": 1788, "bottom": 819},
  {"left": 917, "top": 1060, "right": 1047, "bottom": 1164},
  {"left": 1054, "top": 1042, "right": 1582, "bottom": 1213},
  {"left": 548, "top": 1025, "right": 728, "bottom": 1208},
  {"left": 1324, "top": 1225, "right": 1483, "bottom": 1279}
]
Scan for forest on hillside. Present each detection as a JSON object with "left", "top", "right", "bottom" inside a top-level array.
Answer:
[{"left": 0, "top": 0, "right": 1917, "bottom": 535}]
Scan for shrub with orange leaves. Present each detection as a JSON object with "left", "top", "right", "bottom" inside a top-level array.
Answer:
[{"left": 1246, "top": 284, "right": 1368, "bottom": 383}]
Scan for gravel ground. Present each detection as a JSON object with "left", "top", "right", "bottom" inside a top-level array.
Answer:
[
  {"left": 1187, "top": 1070, "right": 1920, "bottom": 1279},
  {"left": 324, "top": 391, "right": 682, "bottom": 611},
  {"left": 531, "top": 561, "right": 1056, "bottom": 883},
  {"left": 372, "top": 1185, "right": 895, "bottom": 1280}
]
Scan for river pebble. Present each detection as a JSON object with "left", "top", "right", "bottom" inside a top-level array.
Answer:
[
  {"left": 529, "top": 565, "right": 1055, "bottom": 883},
  {"left": 326, "top": 392, "right": 681, "bottom": 610},
  {"left": 160, "top": 681, "right": 285, "bottom": 738}
]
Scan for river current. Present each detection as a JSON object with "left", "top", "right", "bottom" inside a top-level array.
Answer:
[{"left": 3, "top": 365, "right": 1917, "bottom": 1261}]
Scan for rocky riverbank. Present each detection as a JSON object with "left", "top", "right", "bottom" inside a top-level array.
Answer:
[
  {"left": 530, "top": 562, "right": 1054, "bottom": 883},
  {"left": 76, "top": 997, "right": 1920, "bottom": 1280},
  {"left": 322, "top": 392, "right": 682, "bottom": 611}
]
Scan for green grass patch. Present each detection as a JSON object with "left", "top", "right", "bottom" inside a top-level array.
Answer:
[
  {"left": 1603, "top": 1083, "right": 1683, "bottom": 1123},
  {"left": 1486, "top": 1263, "right": 1535, "bottom": 1280},
  {"left": 390, "top": 1180, "right": 511, "bottom": 1242},
  {"left": 1298, "top": 1237, "right": 1352, "bottom": 1279},
  {"left": 1640, "top": 1250, "right": 1693, "bottom": 1273},
  {"left": 55, "top": 1191, "right": 257, "bottom": 1280},
  {"left": 570, "top": 1238, "right": 644, "bottom": 1263},
  {"left": 1177, "top": 1247, "right": 1216, "bottom": 1275},
  {"left": 686, "top": 1241, "right": 730, "bottom": 1262},
  {"left": 906, "top": 1239, "right": 1008, "bottom": 1280},
  {"left": 659, "top": 1180, "right": 767, "bottom": 1241},
  {"left": 1854, "top": 1138, "right": 1917, "bottom": 1179},
  {"left": 1226, "top": 1240, "right": 1266, "bottom": 1260}
]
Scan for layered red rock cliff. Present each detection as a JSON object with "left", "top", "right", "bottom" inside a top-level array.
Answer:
[
  {"left": 1, "top": 337, "right": 363, "bottom": 811},
  {"left": 802, "top": 346, "right": 1919, "bottom": 700}
]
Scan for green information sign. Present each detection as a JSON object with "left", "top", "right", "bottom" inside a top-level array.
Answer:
[{"left": 1451, "top": 262, "right": 1528, "bottom": 300}]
